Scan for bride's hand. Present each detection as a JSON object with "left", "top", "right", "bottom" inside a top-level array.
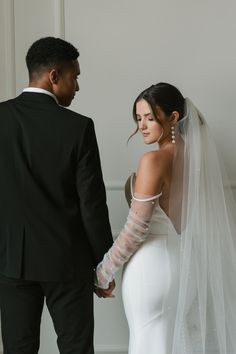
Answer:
[{"left": 94, "top": 280, "right": 116, "bottom": 298}]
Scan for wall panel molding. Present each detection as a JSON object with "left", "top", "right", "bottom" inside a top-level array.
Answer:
[
  {"left": 0, "top": 2, "right": 15, "bottom": 350},
  {"left": 105, "top": 181, "right": 124, "bottom": 191},
  {"left": 54, "top": 0, "right": 65, "bottom": 38},
  {"left": 105, "top": 181, "right": 236, "bottom": 191},
  {"left": 2, "top": 0, "right": 16, "bottom": 98}
]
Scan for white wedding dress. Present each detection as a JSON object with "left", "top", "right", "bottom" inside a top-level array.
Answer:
[
  {"left": 96, "top": 98, "right": 236, "bottom": 354},
  {"left": 121, "top": 176, "right": 182, "bottom": 354}
]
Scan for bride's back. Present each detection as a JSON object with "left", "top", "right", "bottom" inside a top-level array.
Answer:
[{"left": 156, "top": 138, "right": 185, "bottom": 234}]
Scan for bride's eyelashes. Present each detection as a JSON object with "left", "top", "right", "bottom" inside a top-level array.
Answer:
[{"left": 136, "top": 117, "right": 155, "bottom": 122}]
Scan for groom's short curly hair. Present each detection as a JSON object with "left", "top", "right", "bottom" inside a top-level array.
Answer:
[{"left": 26, "top": 37, "right": 79, "bottom": 79}]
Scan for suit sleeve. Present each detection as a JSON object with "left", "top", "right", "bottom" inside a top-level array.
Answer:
[{"left": 76, "top": 119, "right": 113, "bottom": 266}]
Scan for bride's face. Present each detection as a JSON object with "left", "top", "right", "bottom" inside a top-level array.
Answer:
[{"left": 136, "top": 99, "right": 167, "bottom": 145}]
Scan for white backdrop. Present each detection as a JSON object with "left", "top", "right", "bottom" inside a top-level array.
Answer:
[{"left": 0, "top": 1, "right": 236, "bottom": 353}]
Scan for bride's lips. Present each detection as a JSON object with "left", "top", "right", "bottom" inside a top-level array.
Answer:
[{"left": 142, "top": 133, "right": 150, "bottom": 137}]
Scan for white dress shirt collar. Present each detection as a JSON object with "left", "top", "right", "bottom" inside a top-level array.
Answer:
[{"left": 23, "top": 87, "right": 59, "bottom": 105}]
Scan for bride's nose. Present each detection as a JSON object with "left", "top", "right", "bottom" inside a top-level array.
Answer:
[{"left": 140, "top": 119, "right": 147, "bottom": 130}]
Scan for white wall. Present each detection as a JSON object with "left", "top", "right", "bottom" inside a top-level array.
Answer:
[{"left": 0, "top": 0, "right": 236, "bottom": 353}]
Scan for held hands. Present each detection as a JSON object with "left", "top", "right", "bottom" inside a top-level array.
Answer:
[
  {"left": 94, "top": 259, "right": 116, "bottom": 298},
  {"left": 94, "top": 280, "right": 116, "bottom": 298}
]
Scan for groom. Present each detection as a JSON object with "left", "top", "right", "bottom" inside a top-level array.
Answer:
[{"left": 0, "top": 37, "right": 114, "bottom": 354}]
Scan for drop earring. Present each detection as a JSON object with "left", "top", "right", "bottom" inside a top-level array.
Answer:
[{"left": 171, "top": 126, "right": 175, "bottom": 144}]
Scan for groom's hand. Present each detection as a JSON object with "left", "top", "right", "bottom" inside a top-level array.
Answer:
[{"left": 94, "top": 280, "right": 116, "bottom": 298}]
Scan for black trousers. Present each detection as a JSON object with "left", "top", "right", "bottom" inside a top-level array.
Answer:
[{"left": 0, "top": 274, "right": 94, "bottom": 354}]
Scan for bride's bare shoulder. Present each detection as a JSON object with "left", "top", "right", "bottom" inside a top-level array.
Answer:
[
  {"left": 138, "top": 149, "right": 173, "bottom": 172},
  {"left": 135, "top": 150, "right": 172, "bottom": 195}
]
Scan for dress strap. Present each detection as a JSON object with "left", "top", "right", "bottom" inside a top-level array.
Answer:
[{"left": 130, "top": 173, "right": 162, "bottom": 202}]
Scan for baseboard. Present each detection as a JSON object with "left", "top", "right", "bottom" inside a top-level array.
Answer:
[
  {"left": 0, "top": 348, "right": 127, "bottom": 354},
  {"left": 95, "top": 352, "right": 127, "bottom": 354},
  {"left": 0, "top": 351, "right": 126, "bottom": 354},
  {"left": 95, "top": 345, "right": 127, "bottom": 354},
  {"left": 0, "top": 342, "right": 129, "bottom": 354},
  {"left": 0, "top": 346, "right": 127, "bottom": 354}
]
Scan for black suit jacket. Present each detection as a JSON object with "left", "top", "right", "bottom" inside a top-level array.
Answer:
[{"left": 0, "top": 92, "right": 113, "bottom": 281}]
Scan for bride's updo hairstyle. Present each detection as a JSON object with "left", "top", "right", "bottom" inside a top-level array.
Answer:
[{"left": 129, "top": 82, "right": 185, "bottom": 140}]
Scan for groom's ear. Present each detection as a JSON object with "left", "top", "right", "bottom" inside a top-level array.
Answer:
[{"left": 49, "top": 69, "right": 59, "bottom": 85}]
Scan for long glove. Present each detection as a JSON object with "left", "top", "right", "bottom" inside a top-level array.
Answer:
[{"left": 95, "top": 193, "right": 159, "bottom": 289}]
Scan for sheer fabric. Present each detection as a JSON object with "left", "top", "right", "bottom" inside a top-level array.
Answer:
[
  {"left": 95, "top": 191, "right": 161, "bottom": 289},
  {"left": 168, "top": 98, "right": 236, "bottom": 353}
]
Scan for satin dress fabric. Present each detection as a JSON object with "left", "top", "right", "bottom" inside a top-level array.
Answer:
[{"left": 122, "top": 185, "right": 182, "bottom": 354}]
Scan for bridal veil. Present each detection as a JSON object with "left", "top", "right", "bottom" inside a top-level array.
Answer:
[{"left": 168, "top": 98, "right": 236, "bottom": 353}]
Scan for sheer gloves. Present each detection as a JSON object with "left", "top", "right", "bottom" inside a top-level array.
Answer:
[{"left": 95, "top": 194, "right": 159, "bottom": 289}]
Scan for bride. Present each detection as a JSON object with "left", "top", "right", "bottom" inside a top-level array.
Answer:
[{"left": 95, "top": 82, "right": 236, "bottom": 353}]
